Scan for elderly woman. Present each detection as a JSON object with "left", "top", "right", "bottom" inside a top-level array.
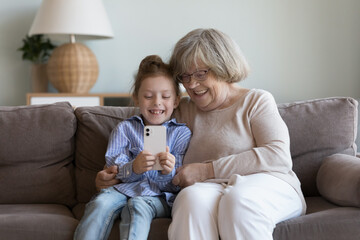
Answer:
[{"left": 96, "top": 28, "right": 305, "bottom": 240}]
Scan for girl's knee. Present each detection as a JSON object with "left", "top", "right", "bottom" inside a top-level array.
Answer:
[
  {"left": 88, "top": 189, "right": 126, "bottom": 211},
  {"left": 127, "top": 197, "right": 144, "bottom": 212},
  {"left": 127, "top": 196, "right": 143, "bottom": 205}
]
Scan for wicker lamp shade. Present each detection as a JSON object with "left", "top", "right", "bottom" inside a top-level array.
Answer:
[{"left": 47, "top": 43, "right": 99, "bottom": 93}]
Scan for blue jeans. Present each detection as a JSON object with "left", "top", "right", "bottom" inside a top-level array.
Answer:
[{"left": 74, "top": 187, "right": 171, "bottom": 240}]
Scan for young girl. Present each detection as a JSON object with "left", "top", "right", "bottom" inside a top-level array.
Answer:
[{"left": 74, "top": 55, "right": 191, "bottom": 240}]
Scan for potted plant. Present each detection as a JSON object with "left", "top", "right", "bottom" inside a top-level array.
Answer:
[{"left": 18, "top": 34, "right": 56, "bottom": 92}]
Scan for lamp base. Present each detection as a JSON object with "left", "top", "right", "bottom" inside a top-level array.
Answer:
[{"left": 47, "top": 43, "right": 99, "bottom": 93}]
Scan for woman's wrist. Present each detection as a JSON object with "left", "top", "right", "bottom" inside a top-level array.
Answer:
[{"left": 203, "top": 162, "right": 215, "bottom": 180}]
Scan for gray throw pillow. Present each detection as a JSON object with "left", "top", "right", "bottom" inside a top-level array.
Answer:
[{"left": 317, "top": 153, "right": 360, "bottom": 207}]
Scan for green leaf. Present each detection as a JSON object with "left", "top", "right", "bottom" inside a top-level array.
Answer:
[{"left": 17, "top": 34, "right": 57, "bottom": 64}]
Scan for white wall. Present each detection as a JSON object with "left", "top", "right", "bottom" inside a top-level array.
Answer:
[{"left": 1, "top": 0, "right": 360, "bottom": 105}]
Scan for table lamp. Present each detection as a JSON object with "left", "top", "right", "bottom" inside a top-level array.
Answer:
[{"left": 29, "top": 0, "right": 114, "bottom": 93}]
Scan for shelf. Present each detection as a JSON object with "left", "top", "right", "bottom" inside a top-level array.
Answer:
[{"left": 27, "top": 93, "right": 132, "bottom": 107}]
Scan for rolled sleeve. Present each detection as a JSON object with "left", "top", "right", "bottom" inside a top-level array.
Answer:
[{"left": 117, "top": 162, "right": 142, "bottom": 182}]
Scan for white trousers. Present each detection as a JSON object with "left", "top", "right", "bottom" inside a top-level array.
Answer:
[{"left": 168, "top": 173, "right": 303, "bottom": 240}]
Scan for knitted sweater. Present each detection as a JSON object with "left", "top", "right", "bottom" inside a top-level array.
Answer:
[{"left": 174, "top": 88, "right": 306, "bottom": 214}]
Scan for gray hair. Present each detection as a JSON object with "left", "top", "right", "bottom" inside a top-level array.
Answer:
[{"left": 169, "top": 28, "right": 250, "bottom": 83}]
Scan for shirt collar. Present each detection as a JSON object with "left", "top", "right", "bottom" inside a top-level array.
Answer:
[{"left": 129, "top": 115, "right": 186, "bottom": 127}]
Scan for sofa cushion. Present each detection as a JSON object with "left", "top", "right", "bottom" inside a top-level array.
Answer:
[
  {"left": 0, "top": 204, "right": 78, "bottom": 240},
  {"left": 107, "top": 197, "right": 360, "bottom": 240},
  {"left": 74, "top": 106, "right": 139, "bottom": 203},
  {"left": 0, "top": 102, "right": 77, "bottom": 207},
  {"left": 278, "top": 97, "right": 358, "bottom": 197},
  {"left": 273, "top": 197, "right": 360, "bottom": 240}
]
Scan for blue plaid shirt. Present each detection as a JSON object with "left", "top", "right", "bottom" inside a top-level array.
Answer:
[{"left": 105, "top": 115, "right": 191, "bottom": 206}]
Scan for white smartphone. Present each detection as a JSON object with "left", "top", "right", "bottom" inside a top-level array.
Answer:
[{"left": 144, "top": 125, "right": 166, "bottom": 170}]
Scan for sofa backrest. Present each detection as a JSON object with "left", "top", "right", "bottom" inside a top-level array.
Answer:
[
  {"left": 278, "top": 97, "right": 358, "bottom": 196},
  {"left": 74, "top": 106, "right": 139, "bottom": 203},
  {"left": 0, "top": 102, "right": 77, "bottom": 207},
  {"left": 74, "top": 97, "right": 358, "bottom": 202}
]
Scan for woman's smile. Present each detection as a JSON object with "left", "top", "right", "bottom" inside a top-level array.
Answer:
[{"left": 193, "top": 89, "right": 208, "bottom": 96}]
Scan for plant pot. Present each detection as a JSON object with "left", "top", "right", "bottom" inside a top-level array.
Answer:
[{"left": 31, "top": 63, "right": 48, "bottom": 92}]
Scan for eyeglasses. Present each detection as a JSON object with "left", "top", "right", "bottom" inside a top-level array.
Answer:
[{"left": 176, "top": 68, "right": 211, "bottom": 84}]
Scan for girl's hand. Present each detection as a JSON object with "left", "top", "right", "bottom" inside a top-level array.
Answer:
[
  {"left": 158, "top": 146, "right": 175, "bottom": 175},
  {"left": 133, "top": 150, "right": 156, "bottom": 174}
]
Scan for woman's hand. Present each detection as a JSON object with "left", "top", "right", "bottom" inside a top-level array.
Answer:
[
  {"left": 95, "top": 165, "right": 120, "bottom": 191},
  {"left": 172, "top": 162, "right": 215, "bottom": 188},
  {"left": 133, "top": 150, "right": 156, "bottom": 174},
  {"left": 158, "top": 146, "right": 175, "bottom": 175}
]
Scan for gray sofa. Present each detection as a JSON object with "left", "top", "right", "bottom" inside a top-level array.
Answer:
[{"left": 1, "top": 96, "right": 360, "bottom": 240}]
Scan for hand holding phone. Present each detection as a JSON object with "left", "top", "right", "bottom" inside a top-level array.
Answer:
[
  {"left": 144, "top": 126, "right": 166, "bottom": 170},
  {"left": 157, "top": 146, "right": 176, "bottom": 175},
  {"left": 132, "top": 151, "right": 156, "bottom": 174}
]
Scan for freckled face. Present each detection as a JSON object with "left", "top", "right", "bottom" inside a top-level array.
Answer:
[{"left": 135, "top": 76, "right": 179, "bottom": 125}]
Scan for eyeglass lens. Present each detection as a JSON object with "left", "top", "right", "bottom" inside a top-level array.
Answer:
[{"left": 179, "top": 69, "right": 209, "bottom": 83}]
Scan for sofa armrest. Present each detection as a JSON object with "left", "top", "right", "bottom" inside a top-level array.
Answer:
[{"left": 317, "top": 153, "right": 360, "bottom": 207}]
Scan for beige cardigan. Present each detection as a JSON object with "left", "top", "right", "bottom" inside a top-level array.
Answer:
[{"left": 174, "top": 89, "right": 306, "bottom": 215}]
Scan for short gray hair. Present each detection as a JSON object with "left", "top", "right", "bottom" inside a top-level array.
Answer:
[{"left": 169, "top": 28, "right": 250, "bottom": 83}]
